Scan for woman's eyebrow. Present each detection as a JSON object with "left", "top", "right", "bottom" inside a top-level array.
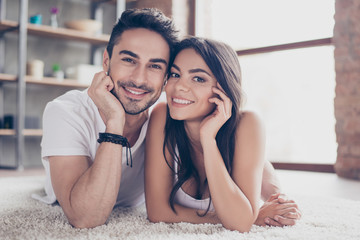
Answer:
[
  {"left": 172, "top": 64, "right": 180, "bottom": 71},
  {"left": 189, "top": 68, "right": 211, "bottom": 77}
]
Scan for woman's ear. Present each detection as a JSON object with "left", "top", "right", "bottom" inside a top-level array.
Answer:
[{"left": 103, "top": 49, "right": 110, "bottom": 72}]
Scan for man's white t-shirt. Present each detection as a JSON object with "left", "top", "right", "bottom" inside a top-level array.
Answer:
[{"left": 35, "top": 89, "right": 147, "bottom": 207}]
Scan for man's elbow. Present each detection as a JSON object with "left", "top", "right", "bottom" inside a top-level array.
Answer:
[{"left": 68, "top": 215, "right": 107, "bottom": 229}]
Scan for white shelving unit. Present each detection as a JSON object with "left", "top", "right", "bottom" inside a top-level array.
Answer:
[{"left": 0, "top": 0, "right": 126, "bottom": 169}]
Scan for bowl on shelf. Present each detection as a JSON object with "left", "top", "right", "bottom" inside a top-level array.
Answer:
[{"left": 64, "top": 19, "right": 102, "bottom": 34}]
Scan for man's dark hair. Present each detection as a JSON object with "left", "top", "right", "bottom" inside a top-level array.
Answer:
[{"left": 106, "top": 8, "right": 179, "bottom": 61}]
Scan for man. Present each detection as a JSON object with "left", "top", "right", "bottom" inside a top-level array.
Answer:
[{"left": 37, "top": 8, "right": 300, "bottom": 229}]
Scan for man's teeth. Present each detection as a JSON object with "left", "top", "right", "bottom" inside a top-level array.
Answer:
[
  {"left": 126, "top": 88, "right": 144, "bottom": 95},
  {"left": 173, "top": 98, "right": 192, "bottom": 104}
]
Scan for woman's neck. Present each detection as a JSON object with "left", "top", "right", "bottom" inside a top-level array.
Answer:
[{"left": 184, "top": 120, "right": 204, "bottom": 156}]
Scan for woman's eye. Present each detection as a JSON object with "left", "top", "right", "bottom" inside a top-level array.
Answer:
[
  {"left": 170, "top": 72, "right": 180, "bottom": 78},
  {"left": 193, "top": 76, "right": 205, "bottom": 83}
]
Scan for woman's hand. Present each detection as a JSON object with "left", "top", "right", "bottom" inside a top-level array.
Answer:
[
  {"left": 87, "top": 71, "right": 125, "bottom": 131},
  {"left": 255, "top": 193, "right": 302, "bottom": 227},
  {"left": 200, "top": 83, "right": 232, "bottom": 141}
]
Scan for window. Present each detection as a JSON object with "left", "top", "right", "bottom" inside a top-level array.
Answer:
[{"left": 196, "top": 0, "right": 336, "bottom": 164}]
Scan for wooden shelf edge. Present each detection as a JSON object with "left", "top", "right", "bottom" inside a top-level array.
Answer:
[
  {"left": 0, "top": 73, "right": 89, "bottom": 88},
  {"left": 91, "top": 0, "right": 136, "bottom": 3},
  {"left": 0, "top": 73, "right": 17, "bottom": 82},
  {"left": 0, "top": 129, "right": 15, "bottom": 136},
  {"left": 0, "top": 20, "right": 109, "bottom": 45},
  {"left": 26, "top": 76, "right": 89, "bottom": 88},
  {"left": 23, "top": 129, "right": 43, "bottom": 136},
  {"left": 0, "top": 129, "right": 43, "bottom": 137}
]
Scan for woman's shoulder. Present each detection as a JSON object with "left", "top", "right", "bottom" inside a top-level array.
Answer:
[
  {"left": 150, "top": 102, "right": 167, "bottom": 117},
  {"left": 236, "top": 110, "right": 265, "bottom": 134},
  {"left": 148, "top": 102, "right": 168, "bottom": 127}
]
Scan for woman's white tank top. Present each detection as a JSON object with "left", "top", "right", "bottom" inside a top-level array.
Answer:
[{"left": 173, "top": 147, "right": 214, "bottom": 212}]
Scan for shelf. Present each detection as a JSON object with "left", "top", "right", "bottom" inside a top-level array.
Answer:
[
  {"left": 0, "top": 73, "right": 89, "bottom": 88},
  {"left": 26, "top": 76, "right": 89, "bottom": 88},
  {"left": 24, "top": 129, "right": 43, "bottom": 136},
  {"left": 91, "top": 0, "right": 136, "bottom": 3},
  {"left": 0, "top": 129, "right": 42, "bottom": 136},
  {"left": 0, "top": 20, "right": 109, "bottom": 45},
  {"left": 0, "top": 73, "right": 16, "bottom": 82},
  {"left": 0, "top": 129, "right": 15, "bottom": 136}
]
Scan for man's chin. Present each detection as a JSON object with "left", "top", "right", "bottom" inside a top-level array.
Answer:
[{"left": 122, "top": 103, "right": 150, "bottom": 115}]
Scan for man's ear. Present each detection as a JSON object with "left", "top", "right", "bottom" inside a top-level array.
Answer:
[
  {"left": 162, "top": 76, "right": 167, "bottom": 91},
  {"left": 103, "top": 49, "right": 110, "bottom": 72}
]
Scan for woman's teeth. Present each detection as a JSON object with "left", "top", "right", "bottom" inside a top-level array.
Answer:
[{"left": 173, "top": 98, "right": 192, "bottom": 104}]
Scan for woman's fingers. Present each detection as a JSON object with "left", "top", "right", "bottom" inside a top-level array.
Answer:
[
  {"left": 273, "top": 215, "right": 297, "bottom": 226},
  {"left": 208, "top": 97, "right": 228, "bottom": 120},
  {"left": 282, "top": 211, "right": 302, "bottom": 219},
  {"left": 264, "top": 217, "right": 283, "bottom": 227},
  {"left": 212, "top": 85, "right": 232, "bottom": 117}
]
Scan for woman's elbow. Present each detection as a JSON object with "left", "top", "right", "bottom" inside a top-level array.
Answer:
[
  {"left": 147, "top": 214, "right": 162, "bottom": 223},
  {"left": 222, "top": 210, "right": 257, "bottom": 233},
  {"left": 146, "top": 204, "right": 172, "bottom": 223},
  {"left": 147, "top": 210, "right": 167, "bottom": 223},
  {"left": 224, "top": 220, "right": 253, "bottom": 233}
]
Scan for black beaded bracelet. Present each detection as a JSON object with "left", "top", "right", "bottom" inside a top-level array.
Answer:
[{"left": 97, "top": 132, "right": 133, "bottom": 167}]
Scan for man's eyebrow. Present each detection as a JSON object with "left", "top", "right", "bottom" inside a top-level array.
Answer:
[
  {"left": 150, "top": 58, "right": 168, "bottom": 66},
  {"left": 189, "top": 68, "right": 212, "bottom": 77},
  {"left": 119, "top": 50, "right": 139, "bottom": 59},
  {"left": 119, "top": 50, "right": 167, "bottom": 66}
]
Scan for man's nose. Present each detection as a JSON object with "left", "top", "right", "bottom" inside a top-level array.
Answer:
[{"left": 130, "top": 65, "right": 146, "bottom": 86}]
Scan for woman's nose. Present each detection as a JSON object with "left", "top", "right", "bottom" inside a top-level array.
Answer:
[{"left": 174, "top": 77, "right": 190, "bottom": 92}]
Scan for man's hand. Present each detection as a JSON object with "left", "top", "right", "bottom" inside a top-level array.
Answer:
[
  {"left": 87, "top": 71, "right": 125, "bottom": 129},
  {"left": 255, "top": 193, "right": 302, "bottom": 227}
]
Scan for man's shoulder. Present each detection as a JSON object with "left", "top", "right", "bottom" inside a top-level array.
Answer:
[{"left": 45, "top": 89, "right": 93, "bottom": 114}]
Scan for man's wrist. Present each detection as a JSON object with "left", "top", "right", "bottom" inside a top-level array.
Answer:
[{"left": 105, "top": 118, "right": 124, "bottom": 135}]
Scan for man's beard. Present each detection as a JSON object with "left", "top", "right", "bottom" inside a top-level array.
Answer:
[{"left": 108, "top": 66, "right": 158, "bottom": 115}]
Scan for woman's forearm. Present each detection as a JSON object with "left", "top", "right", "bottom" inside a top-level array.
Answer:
[{"left": 202, "top": 139, "right": 257, "bottom": 232}]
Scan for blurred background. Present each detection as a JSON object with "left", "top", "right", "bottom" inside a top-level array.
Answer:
[{"left": 1, "top": 0, "right": 359, "bottom": 184}]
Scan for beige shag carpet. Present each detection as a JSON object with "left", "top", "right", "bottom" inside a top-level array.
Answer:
[{"left": 0, "top": 175, "right": 360, "bottom": 240}]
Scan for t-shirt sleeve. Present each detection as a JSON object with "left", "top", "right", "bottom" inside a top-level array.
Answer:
[{"left": 41, "top": 101, "right": 90, "bottom": 159}]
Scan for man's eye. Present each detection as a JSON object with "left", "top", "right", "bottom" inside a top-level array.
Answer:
[
  {"left": 151, "top": 64, "right": 162, "bottom": 69},
  {"left": 193, "top": 76, "right": 205, "bottom": 83},
  {"left": 122, "top": 58, "right": 134, "bottom": 63}
]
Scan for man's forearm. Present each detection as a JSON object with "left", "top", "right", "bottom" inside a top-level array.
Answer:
[{"left": 65, "top": 143, "right": 123, "bottom": 228}]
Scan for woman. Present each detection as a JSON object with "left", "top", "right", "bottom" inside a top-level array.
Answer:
[{"left": 145, "top": 37, "right": 298, "bottom": 232}]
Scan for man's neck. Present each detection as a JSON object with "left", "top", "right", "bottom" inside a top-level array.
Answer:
[{"left": 122, "top": 110, "right": 149, "bottom": 147}]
